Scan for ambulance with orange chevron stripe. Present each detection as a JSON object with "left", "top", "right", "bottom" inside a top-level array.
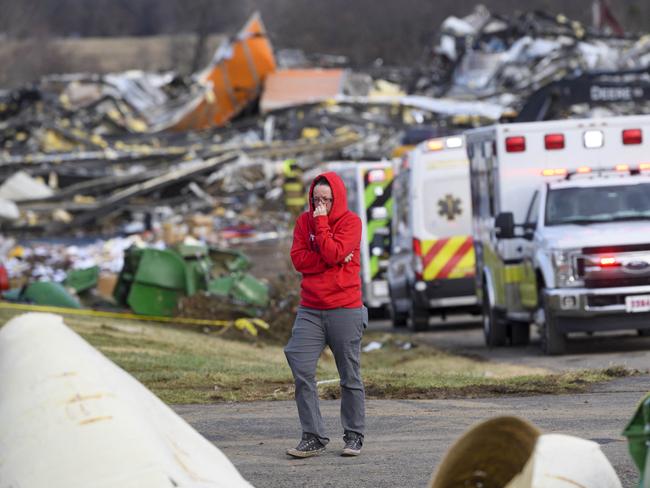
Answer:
[{"left": 387, "top": 135, "right": 479, "bottom": 331}]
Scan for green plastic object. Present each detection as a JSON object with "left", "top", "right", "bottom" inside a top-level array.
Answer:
[
  {"left": 1, "top": 288, "right": 22, "bottom": 301},
  {"left": 113, "top": 247, "right": 144, "bottom": 307},
  {"left": 226, "top": 252, "right": 251, "bottom": 273},
  {"left": 23, "top": 281, "right": 82, "bottom": 308},
  {"left": 209, "top": 248, "right": 251, "bottom": 273},
  {"left": 208, "top": 273, "right": 268, "bottom": 308},
  {"left": 64, "top": 266, "right": 100, "bottom": 293},
  {"left": 208, "top": 276, "right": 235, "bottom": 297},
  {"left": 622, "top": 393, "right": 650, "bottom": 487},
  {"left": 114, "top": 243, "right": 268, "bottom": 317},
  {"left": 127, "top": 248, "right": 187, "bottom": 316},
  {"left": 231, "top": 273, "right": 269, "bottom": 308}
]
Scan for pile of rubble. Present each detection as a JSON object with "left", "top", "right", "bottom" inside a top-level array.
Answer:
[
  {"left": 423, "top": 5, "right": 650, "bottom": 121},
  {"left": 1, "top": 5, "right": 650, "bottom": 334}
]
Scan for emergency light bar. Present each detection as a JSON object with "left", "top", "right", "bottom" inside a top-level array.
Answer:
[
  {"left": 424, "top": 137, "right": 463, "bottom": 152},
  {"left": 541, "top": 163, "right": 650, "bottom": 177},
  {"left": 506, "top": 128, "right": 643, "bottom": 153}
]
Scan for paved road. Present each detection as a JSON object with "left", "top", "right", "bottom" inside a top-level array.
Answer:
[
  {"left": 174, "top": 316, "right": 650, "bottom": 487},
  {"left": 370, "top": 315, "right": 650, "bottom": 373},
  {"left": 174, "top": 375, "right": 649, "bottom": 488}
]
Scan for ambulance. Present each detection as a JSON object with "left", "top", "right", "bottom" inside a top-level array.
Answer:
[
  {"left": 466, "top": 115, "right": 650, "bottom": 354},
  {"left": 387, "top": 135, "right": 478, "bottom": 331},
  {"left": 327, "top": 161, "right": 395, "bottom": 312}
]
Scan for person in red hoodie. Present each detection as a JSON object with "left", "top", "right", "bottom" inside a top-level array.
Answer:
[{"left": 285, "top": 171, "right": 367, "bottom": 458}]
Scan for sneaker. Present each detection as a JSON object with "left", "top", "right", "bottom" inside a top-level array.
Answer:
[
  {"left": 286, "top": 433, "right": 326, "bottom": 458},
  {"left": 341, "top": 431, "right": 363, "bottom": 456}
]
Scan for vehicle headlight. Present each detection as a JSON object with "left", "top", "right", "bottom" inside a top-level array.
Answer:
[{"left": 552, "top": 249, "right": 583, "bottom": 287}]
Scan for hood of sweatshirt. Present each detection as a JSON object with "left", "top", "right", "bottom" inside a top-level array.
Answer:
[{"left": 308, "top": 171, "right": 349, "bottom": 225}]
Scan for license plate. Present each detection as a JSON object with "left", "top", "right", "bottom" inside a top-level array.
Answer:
[{"left": 625, "top": 295, "right": 650, "bottom": 313}]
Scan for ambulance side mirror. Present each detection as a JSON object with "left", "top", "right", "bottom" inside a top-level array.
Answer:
[
  {"left": 522, "top": 223, "right": 536, "bottom": 240},
  {"left": 495, "top": 212, "right": 515, "bottom": 239}
]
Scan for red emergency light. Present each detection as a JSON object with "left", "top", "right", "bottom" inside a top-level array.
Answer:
[
  {"left": 615, "top": 164, "right": 630, "bottom": 172},
  {"left": 599, "top": 257, "right": 617, "bottom": 267},
  {"left": 412, "top": 238, "right": 421, "bottom": 256},
  {"left": 544, "top": 133, "right": 565, "bottom": 150},
  {"left": 576, "top": 166, "right": 592, "bottom": 174},
  {"left": 505, "top": 136, "right": 525, "bottom": 153},
  {"left": 368, "top": 169, "right": 386, "bottom": 183},
  {"left": 639, "top": 163, "right": 650, "bottom": 172},
  {"left": 622, "top": 129, "right": 642, "bottom": 145},
  {"left": 412, "top": 238, "right": 423, "bottom": 279}
]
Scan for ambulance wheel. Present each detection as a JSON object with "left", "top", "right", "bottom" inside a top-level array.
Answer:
[
  {"left": 509, "top": 323, "right": 530, "bottom": 346},
  {"left": 638, "top": 329, "right": 650, "bottom": 337},
  {"left": 482, "top": 288, "right": 506, "bottom": 346},
  {"left": 539, "top": 291, "right": 566, "bottom": 355},
  {"left": 410, "top": 303, "right": 429, "bottom": 332},
  {"left": 390, "top": 302, "right": 408, "bottom": 328}
]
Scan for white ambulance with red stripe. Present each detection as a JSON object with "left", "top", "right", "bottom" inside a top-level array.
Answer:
[
  {"left": 466, "top": 115, "right": 650, "bottom": 354},
  {"left": 388, "top": 135, "right": 479, "bottom": 331}
]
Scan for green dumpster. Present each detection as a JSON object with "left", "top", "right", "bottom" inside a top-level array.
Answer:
[
  {"left": 176, "top": 244, "right": 212, "bottom": 295},
  {"left": 127, "top": 248, "right": 187, "bottom": 316},
  {"left": 622, "top": 392, "right": 650, "bottom": 488}
]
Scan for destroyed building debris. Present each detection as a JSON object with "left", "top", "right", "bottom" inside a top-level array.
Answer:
[
  {"left": 2, "top": 5, "right": 650, "bottom": 330},
  {"left": 424, "top": 5, "right": 650, "bottom": 117}
]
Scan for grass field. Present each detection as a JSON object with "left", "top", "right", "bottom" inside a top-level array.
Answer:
[{"left": 0, "top": 309, "right": 633, "bottom": 404}]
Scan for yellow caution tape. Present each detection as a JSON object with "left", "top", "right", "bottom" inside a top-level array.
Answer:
[
  {"left": 233, "top": 317, "right": 271, "bottom": 337},
  {"left": 0, "top": 302, "right": 269, "bottom": 331}
]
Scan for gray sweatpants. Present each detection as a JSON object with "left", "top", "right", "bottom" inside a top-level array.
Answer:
[{"left": 284, "top": 305, "right": 367, "bottom": 443}]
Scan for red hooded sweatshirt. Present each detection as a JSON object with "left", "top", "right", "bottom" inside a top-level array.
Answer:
[{"left": 290, "top": 171, "right": 362, "bottom": 309}]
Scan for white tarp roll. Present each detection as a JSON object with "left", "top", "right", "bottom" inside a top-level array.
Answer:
[
  {"left": 429, "top": 416, "right": 623, "bottom": 488},
  {"left": 506, "top": 433, "right": 623, "bottom": 488},
  {"left": 0, "top": 313, "right": 254, "bottom": 488}
]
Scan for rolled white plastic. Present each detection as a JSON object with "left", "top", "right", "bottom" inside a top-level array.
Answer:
[
  {"left": 429, "top": 416, "right": 541, "bottom": 488},
  {"left": 429, "top": 416, "right": 623, "bottom": 488},
  {"left": 0, "top": 313, "right": 254, "bottom": 488},
  {"left": 506, "top": 433, "right": 623, "bottom": 488}
]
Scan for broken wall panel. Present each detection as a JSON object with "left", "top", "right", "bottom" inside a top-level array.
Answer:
[{"left": 260, "top": 69, "right": 346, "bottom": 113}]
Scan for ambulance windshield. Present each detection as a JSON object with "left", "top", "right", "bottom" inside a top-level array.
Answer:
[{"left": 545, "top": 183, "right": 650, "bottom": 226}]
